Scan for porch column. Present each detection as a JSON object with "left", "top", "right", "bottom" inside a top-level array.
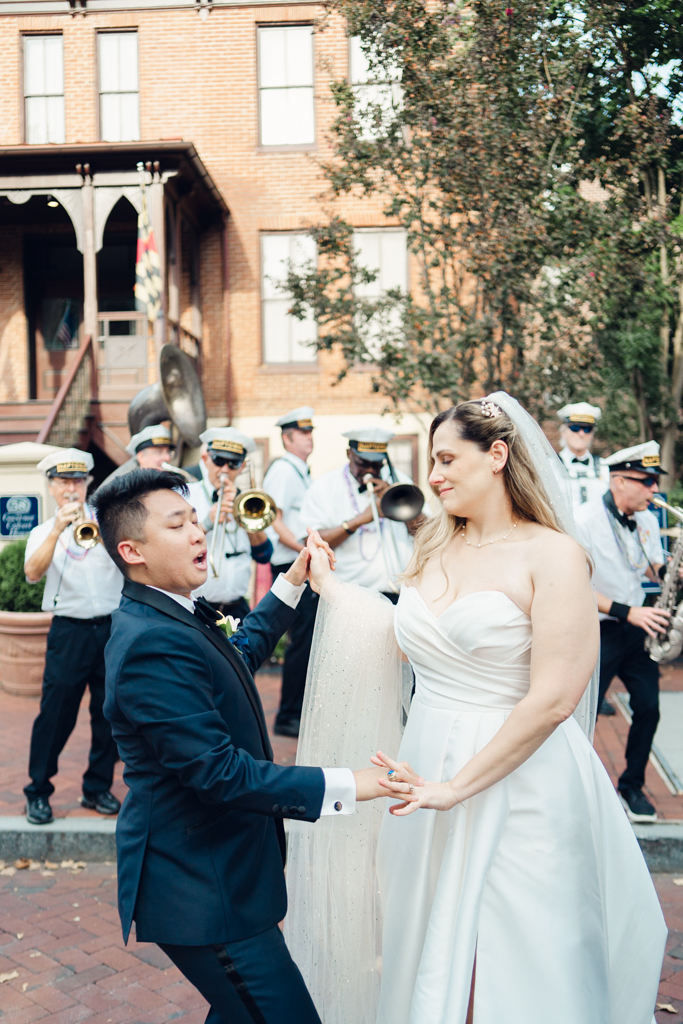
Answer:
[
  {"left": 149, "top": 164, "right": 166, "bottom": 359},
  {"left": 81, "top": 168, "right": 97, "bottom": 341},
  {"left": 167, "top": 200, "right": 181, "bottom": 344}
]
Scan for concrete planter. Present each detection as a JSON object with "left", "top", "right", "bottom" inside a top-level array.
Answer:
[{"left": 0, "top": 610, "right": 52, "bottom": 697}]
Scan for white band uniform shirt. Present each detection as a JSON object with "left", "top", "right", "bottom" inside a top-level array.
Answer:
[
  {"left": 299, "top": 463, "right": 415, "bottom": 592},
  {"left": 24, "top": 505, "right": 123, "bottom": 617},
  {"left": 187, "top": 472, "right": 252, "bottom": 605},
  {"left": 575, "top": 498, "right": 664, "bottom": 620},
  {"left": 155, "top": 575, "right": 356, "bottom": 815},
  {"left": 557, "top": 446, "right": 610, "bottom": 507},
  {"left": 263, "top": 452, "right": 311, "bottom": 566}
]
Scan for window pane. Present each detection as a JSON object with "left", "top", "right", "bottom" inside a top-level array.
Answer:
[
  {"left": 24, "top": 36, "right": 46, "bottom": 96},
  {"left": 45, "top": 94, "right": 65, "bottom": 143},
  {"left": 260, "top": 88, "right": 289, "bottom": 146},
  {"left": 119, "top": 91, "right": 140, "bottom": 141},
  {"left": 263, "top": 298, "right": 292, "bottom": 363},
  {"left": 261, "top": 87, "right": 314, "bottom": 146},
  {"left": 118, "top": 33, "right": 138, "bottom": 91},
  {"left": 100, "top": 92, "right": 121, "bottom": 142},
  {"left": 379, "top": 231, "right": 407, "bottom": 291},
  {"left": 99, "top": 33, "right": 121, "bottom": 92},
  {"left": 285, "top": 26, "right": 313, "bottom": 87},
  {"left": 259, "top": 28, "right": 287, "bottom": 89},
  {"left": 262, "top": 234, "right": 291, "bottom": 295},
  {"left": 25, "top": 96, "right": 47, "bottom": 144},
  {"left": 262, "top": 233, "right": 318, "bottom": 363},
  {"left": 43, "top": 35, "right": 64, "bottom": 94},
  {"left": 354, "top": 232, "right": 382, "bottom": 297},
  {"left": 290, "top": 309, "right": 317, "bottom": 361},
  {"left": 349, "top": 36, "right": 369, "bottom": 85},
  {"left": 284, "top": 87, "right": 315, "bottom": 144}
]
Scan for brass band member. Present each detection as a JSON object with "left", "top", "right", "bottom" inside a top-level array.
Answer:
[
  {"left": 23, "top": 448, "right": 123, "bottom": 825},
  {"left": 98, "top": 424, "right": 175, "bottom": 488},
  {"left": 576, "top": 441, "right": 667, "bottom": 822},
  {"left": 188, "top": 428, "right": 273, "bottom": 622},
  {"left": 556, "top": 402, "right": 609, "bottom": 507}
]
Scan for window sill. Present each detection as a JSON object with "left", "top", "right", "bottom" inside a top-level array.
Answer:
[
  {"left": 260, "top": 362, "right": 320, "bottom": 374},
  {"left": 256, "top": 144, "right": 317, "bottom": 154}
]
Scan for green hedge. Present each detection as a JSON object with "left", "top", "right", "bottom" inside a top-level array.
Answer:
[{"left": 0, "top": 539, "right": 45, "bottom": 613}]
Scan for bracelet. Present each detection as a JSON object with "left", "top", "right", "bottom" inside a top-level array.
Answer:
[
  {"left": 342, "top": 520, "right": 356, "bottom": 535},
  {"left": 609, "top": 601, "right": 630, "bottom": 621}
]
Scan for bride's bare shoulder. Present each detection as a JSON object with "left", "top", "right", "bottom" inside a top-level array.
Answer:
[{"left": 526, "top": 524, "right": 588, "bottom": 575}]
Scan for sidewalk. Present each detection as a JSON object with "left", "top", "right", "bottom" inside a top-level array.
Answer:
[{"left": 0, "top": 862, "right": 681, "bottom": 1023}]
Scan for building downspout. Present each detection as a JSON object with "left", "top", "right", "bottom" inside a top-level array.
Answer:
[{"left": 222, "top": 215, "right": 233, "bottom": 425}]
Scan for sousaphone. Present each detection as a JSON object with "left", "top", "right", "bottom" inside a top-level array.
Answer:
[{"left": 128, "top": 344, "right": 207, "bottom": 449}]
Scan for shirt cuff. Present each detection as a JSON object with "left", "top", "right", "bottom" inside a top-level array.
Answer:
[
  {"left": 320, "top": 767, "right": 356, "bottom": 816},
  {"left": 271, "top": 572, "right": 306, "bottom": 609}
]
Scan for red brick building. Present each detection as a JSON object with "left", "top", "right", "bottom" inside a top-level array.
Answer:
[{"left": 0, "top": 0, "right": 429, "bottom": 485}]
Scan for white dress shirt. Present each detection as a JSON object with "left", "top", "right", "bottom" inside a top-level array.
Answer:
[
  {"left": 187, "top": 478, "right": 253, "bottom": 604},
  {"left": 25, "top": 506, "right": 123, "bottom": 618},
  {"left": 155, "top": 577, "right": 356, "bottom": 815},
  {"left": 299, "top": 463, "right": 415, "bottom": 592},
  {"left": 558, "top": 447, "right": 610, "bottom": 508},
  {"left": 575, "top": 498, "right": 664, "bottom": 621},
  {"left": 264, "top": 452, "right": 311, "bottom": 566}
]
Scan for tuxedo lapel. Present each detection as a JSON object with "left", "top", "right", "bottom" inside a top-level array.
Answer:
[{"left": 121, "top": 580, "right": 273, "bottom": 760}]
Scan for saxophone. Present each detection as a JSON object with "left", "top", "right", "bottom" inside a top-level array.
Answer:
[{"left": 645, "top": 495, "right": 683, "bottom": 663}]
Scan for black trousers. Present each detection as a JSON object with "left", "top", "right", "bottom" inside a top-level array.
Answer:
[
  {"left": 159, "top": 926, "right": 322, "bottom": 1024},
  {"left": 598, "top": 620, "right": 660, "bottom": 792},
  {"left": 273, "top": 565, "right": 319, "bottom": 726},
  {"left": 209, "top": 597, "right": 252, "bottom": 622},
  {"left": 24, "top": 615, "right": 118, "bottom": 801}
]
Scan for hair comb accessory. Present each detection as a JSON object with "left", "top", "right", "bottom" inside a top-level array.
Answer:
[{"left": 480, "top": 400, "right": 503, "bottom": 418}]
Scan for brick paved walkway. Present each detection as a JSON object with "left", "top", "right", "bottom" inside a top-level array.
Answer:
[{"left": 0, "top": 862, "right": 681, "bottom": 1023}]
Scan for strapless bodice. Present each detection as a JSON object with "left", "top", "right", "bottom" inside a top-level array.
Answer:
[{"left": 395, "top": 585, "right": 532, "bottom": 712}]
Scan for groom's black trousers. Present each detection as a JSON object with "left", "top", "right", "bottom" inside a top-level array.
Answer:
[{"left": 159, "top": 926, "right": 322, "bottom": 1024}]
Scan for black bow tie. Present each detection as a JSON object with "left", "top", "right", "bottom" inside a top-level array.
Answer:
[
  {"left": 603, "top": 491, "right": 637, "bottom": 532},
  {"left": 193, "top": 595, "right": 222, "bottom": 627},
  {"left": 572, "top": 457, "right": 589, "bottom": 465}
]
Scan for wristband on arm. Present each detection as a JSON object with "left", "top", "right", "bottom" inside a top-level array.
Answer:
[
  {"left": 609, "top": 602, "right": 630, "bottom": 621},
  {"left": 658, "top": 563, "right": 667, "bottom": 581}
]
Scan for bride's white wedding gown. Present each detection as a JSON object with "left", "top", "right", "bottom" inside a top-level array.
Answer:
[{"left": 376, "top": 585, "right": 666, "bottom": 1024}]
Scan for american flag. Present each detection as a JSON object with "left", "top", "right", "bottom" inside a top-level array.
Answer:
[{"left": 134, "top": 187, "right": 162, "bottom": 322}]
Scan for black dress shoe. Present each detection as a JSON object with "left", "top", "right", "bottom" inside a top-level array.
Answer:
[
  {"left": 618, "top": 786, "right": 657, "bottom": 823},
  {"left": 598, "top": 699, "right": 616, "bottom": 716},
  {"left": 274, "top": 718, "right": 300, "bottom": 738},
  {"left": 26, "top": 796, "right": 53, "bottom": 825},
  {"left": 80, "top": 790, "right": 121, "bottom": 815}
]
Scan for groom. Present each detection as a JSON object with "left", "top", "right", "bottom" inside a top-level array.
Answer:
[{"left": 92, "top": 469, "right": 387, "bottom": 1024}]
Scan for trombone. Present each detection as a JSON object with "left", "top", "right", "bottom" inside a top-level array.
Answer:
[
  {"left": 73, "top": 506, "right": 101, "bottom": 549},
  {"left": 208, "top": 463, "right": 277, "bottom": 578},
  {"left": 363, "top": 460, "right": 424, "bottom": 593}
]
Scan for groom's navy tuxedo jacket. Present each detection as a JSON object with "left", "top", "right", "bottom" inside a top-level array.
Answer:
[{"left": 103, "top": 580, "right": 325, "bottom": 946}]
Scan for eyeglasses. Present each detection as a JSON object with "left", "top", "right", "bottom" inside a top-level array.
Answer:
[
  {"left": 210, "top": 453, "right": 244, "bottom": 470},
  {"left": 615, "top": 474, "right": 659, "bottom": 488},
  {"left": 568, "top": 424, "right": 594, "bottom": 434}
]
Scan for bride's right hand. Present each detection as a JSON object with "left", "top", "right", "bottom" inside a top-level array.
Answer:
[
  {"left": 306, "top": 528, "right": 336, "bottom": 594},
  {"left": 372, "top": 750, "right": 460, "bottom": 815}
]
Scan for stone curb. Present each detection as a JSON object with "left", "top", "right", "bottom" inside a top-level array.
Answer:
[
  {"left": 634, "top": 822, "right": 683, "bottom": 872},
  {"left": 0, "top": 815, "right": 116, "bottom": 861}
]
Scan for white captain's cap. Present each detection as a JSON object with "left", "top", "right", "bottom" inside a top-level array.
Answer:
[
  {"left": 275, "top": 407, "right": 315, "bottom": 431},
  {"left": 126, "top": 424, "right": 173, "bottom": 456},
  {"left": 37, "top": 447, "right": 94, "bottom": 479},
  {"left": 199, "top": 427, "right": 257, "bottom": 462},
  {"left": 603, "top": 440, "right": 667, "bottom": 475},
  {"left": 557, "top": 402, "right": 602, "bottom": 426},
  {"left": 342, "top": 427, "right": 395, "bottom": 463}
]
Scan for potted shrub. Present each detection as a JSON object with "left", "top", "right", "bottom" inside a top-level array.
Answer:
[{"left": 0, "top": 539, "right": 51, "bottom": 697}]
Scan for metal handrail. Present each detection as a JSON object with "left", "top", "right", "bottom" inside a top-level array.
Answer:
[{"left": 36, "top": 334, "right": 96, "bottom": 446}]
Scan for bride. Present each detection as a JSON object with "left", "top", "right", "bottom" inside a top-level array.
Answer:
[{"left": 286, "top": 393, "right": 666, "bottom": 1024}]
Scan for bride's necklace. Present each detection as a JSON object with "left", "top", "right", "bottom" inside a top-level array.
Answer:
[{"left": 460, "top": 520, "right": 518, "bottom": 548}]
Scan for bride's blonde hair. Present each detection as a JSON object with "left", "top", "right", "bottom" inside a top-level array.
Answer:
[{"left": 403, "top": 399, "right": 564, "bottom": 581}]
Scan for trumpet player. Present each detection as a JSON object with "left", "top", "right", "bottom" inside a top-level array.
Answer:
[
  {"left": 97, "top": 424, "right": 175, "bottom": 490},
  {"left": 23, "top": 449, "right": 123, "bottom": 826},
  {"left": 299, "top": 428, "right": 426, "bottom": 604},
  {"left": 575, "top": 440, "right": 668, "bottom": 823},
  {"left": 187, "top": 428, "right": 273, "bottom": 622}
]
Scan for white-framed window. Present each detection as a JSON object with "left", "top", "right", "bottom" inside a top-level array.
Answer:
[
  {"left": 349, "top": 36, "right": 402, "bottom": 140},
  {"left": 258, "top": 25, "right": 315, "bottom": 147},
  {"left": 98, "top": 31, "right": 139, "bottom": 142},
  {"left": 24, "top": 34, "right": 65, "bottom": 145},
  {"left": 353, "top": 228, "right": 408, "bottom": 357},
  {"left": 261, "top": 233, "right": 317, "bottom": 364}
]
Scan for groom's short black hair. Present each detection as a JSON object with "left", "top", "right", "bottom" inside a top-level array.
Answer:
[{"left": 91, "top": 469, "right": 189, "bottom": 576}]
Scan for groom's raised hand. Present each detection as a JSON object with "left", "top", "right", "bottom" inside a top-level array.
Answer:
[{"left": 306, "top": 528, "right": 336, "bottom": 594}]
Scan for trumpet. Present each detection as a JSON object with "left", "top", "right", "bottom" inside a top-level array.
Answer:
[
  {"left": 73, "top": 506, "right": 101, "bottom": 549},
  {"left": 208, "top": 463, "right": 277, "bottom": 577}
]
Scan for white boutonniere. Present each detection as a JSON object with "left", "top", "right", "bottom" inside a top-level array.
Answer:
[{"left": 215, "top": 615, "right": 240, "bottom": 638}]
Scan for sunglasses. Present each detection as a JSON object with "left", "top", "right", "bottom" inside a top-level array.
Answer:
[
  {"left": 616, "top": 474, "right": 659, "bottom": 488},
  {"left": 568, "top": 424, "right": 594, "bottom": 433},
  {"left": 210, "top": 453, "right": 245, "bottom": 470}
]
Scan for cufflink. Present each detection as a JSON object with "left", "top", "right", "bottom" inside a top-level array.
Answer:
[{"left": 334, "top": 801, "right": 342, "bottom": 812}]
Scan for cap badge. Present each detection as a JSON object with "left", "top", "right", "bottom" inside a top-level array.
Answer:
[
  {"left": 297, "top": 419, "right": 313, "bottom": 428},
  {"left": 210, "top": 438, "right": 244, "bottom": 455},
  {"left": 568, "top": 413, "right": 596, "bottom": 424},
  {"left": 55, "top": 461, "right": 87, "bottom": 474},
  {"left": 642, "top": 455, "right": 660, "bottom": 467},
  {"left": 356, "top": 441, "right": 388, "bottom": 453}
]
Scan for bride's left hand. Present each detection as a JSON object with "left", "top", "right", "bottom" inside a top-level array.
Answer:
[{"left": 372, "top": 750, "right": 461, "bottom": 816}]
